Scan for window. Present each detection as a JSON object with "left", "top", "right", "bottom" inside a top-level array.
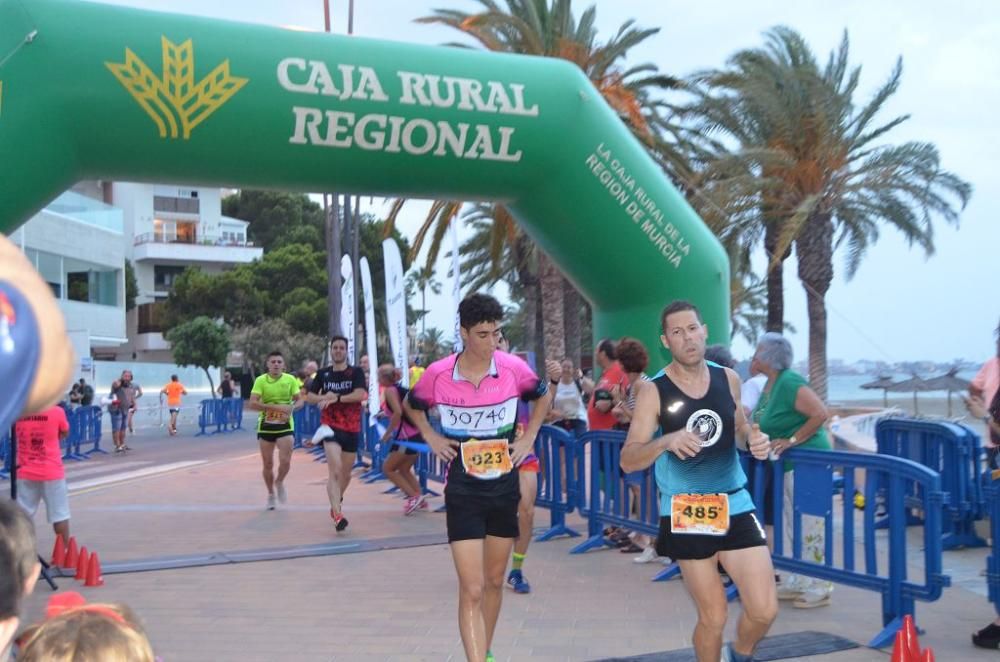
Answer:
[
  {"left": 154, "top": 265, "right": 186, "bottom": 291},
  {"left": 138, "top": 301, "right": 165, "bottom": 334}
]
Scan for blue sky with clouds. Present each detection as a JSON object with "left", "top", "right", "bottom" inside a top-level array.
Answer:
[{"left": 100, "top": 0, "right": 999, "bottom": 364}]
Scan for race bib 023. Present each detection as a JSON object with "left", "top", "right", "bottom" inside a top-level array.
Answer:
[
  {"left": 670, "top": 493, "right": 730, "bottom": 536},
  {"left": 460, "top": 438, "right": 513, "bottom": 480}
]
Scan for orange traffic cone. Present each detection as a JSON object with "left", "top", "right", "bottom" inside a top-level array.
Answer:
[
  {"left": 902, "top": 614, "right": 921, "bottom": 660},
  {"left": 63, "top": 537, "right": 79, "bottom": 571},
  {"left": 74, "top": 547, "right": 89, "bottom": 580},
  {"left": 51, "top": 536, "right": 66, "bottom": 566},
  {"left": 84, "top": 553, "right": 104, "bottom": 587},
  {"left": 890, "top": 629, "right": 908, "bottom": 662},
  {"left": 921, "top": 648, "right": 935, "bottom": 662}
]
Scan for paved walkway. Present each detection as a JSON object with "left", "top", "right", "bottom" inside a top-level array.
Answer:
[{"left": 8, "top": 424, "right": 999, "bottom": 661}]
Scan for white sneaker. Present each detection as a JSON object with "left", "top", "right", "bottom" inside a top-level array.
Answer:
[
  {"left": 266, "top": 494, "right": 276, "bottom": 510},
  {"left": 793, "top": 589, "right": 832, "bottom": 609},
  {"left": 311, "top": 424, "right": 334, "bottom": 445},
  {"left": 776, "top": 584, "right": 804, "bottom": 601},
  {"left": 633, "top": 547, "right": 660, "bottom": 564},
  {"left": 276, "top": 482, "right": 287, "bottom": 504}
]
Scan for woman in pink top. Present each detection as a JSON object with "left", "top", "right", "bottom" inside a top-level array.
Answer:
[
  {"left": 378, "top": 363, "right": 427, "bottom": 515},
  {"left": 14, "top": 405, "right": 72, "bottom": 542}
]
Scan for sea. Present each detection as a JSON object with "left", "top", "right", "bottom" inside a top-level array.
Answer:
[{"left": 825, "top": 370, "right": 978, "bottom": 403}]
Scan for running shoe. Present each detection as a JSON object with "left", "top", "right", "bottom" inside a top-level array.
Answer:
[
  {"left": 792, "top": 590, "right": 831, "bottom": 609},
  {"left": 485, "top": 651, "right": 496, "bottom": 662},
  {"left": 331, "top": 510, "right": 349, "bottom": 531},
  {"left": 266, "top": 494, "right": 276, "bottom": 510},
  {"left": 418, "top": 495, "right": 430, "bottom": 510},
  {"left": 633, "top": 547, "right": 661, "bottom": 564},
  {"left": 507, "top": 569, "right": 531, "bottom": 594},
  {"left": 276, "top": 482, "right": 287, "bottom": 504},
  {"left": 973, "top": 622, "right": 1000, "bottom": 649},
  {"left": 123, "top": 445, "right": 133, "bottom": 451},
  {"left": 403, "top": 496, "right": 421, "bottom": 516}
]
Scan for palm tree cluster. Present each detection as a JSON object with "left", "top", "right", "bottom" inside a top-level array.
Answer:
[{"left": 385, "top": 1, "right": 970, "bottom": 399}]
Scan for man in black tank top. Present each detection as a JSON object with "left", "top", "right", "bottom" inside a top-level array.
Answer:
[{"left": 620, "top": 300, "right": 775, "bottom": 662}]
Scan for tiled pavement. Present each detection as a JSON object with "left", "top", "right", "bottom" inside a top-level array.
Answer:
[{"left": 10, "top": 427, "right": 999, "bottom": 661}]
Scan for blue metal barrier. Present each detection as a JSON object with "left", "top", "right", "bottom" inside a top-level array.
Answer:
[
  {"left": 197, "top": 398, "right": 248, "bottom": 437},
  {"left": 0, "top": 431, "right": 10, "bottom": 479},
  {"left": 987, "top": 470, "right": 1000, "bottom": 616},
  {"left": 196, "top": 399, "right": 218, "bottom": 436},
  {"left": 876, "top": 418, "right": 986, "bottom": 549},
  {"left": 746, "top": 448, "right": 950, "bottom": 648},
  {"left": 76, "top": 406, "right": 106, "bottom": 456},
  {"left": 533, "top": 425, "right": 581, "bottom": 541},
  {"left": 569, "top": 431, "right": 659, "bottom": 553}
]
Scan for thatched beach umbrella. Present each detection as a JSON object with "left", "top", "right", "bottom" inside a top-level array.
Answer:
[
  {"left": 861, "top": 375, "right": 895, "bottom": 408},
  {"left": 885, "top": 375, "right": 930, "bottom": 414},
  {"left": 923, "top": 368, "right": 972, "bottom": 417}
]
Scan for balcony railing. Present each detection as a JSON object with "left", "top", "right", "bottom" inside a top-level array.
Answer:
[
  {"left": 134, "top": 233, "right": 256, "bottom": 248},
  {"left": 153, "top": 196, "right": 200, "bottom": 214}
]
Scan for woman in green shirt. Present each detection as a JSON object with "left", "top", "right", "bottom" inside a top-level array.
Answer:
[{"left": 752, "top": 332, "right": 832, "bottom": 609}]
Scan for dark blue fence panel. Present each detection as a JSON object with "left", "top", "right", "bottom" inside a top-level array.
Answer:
[
  {"left": 533, "top": 425, "right": 581, "bottom": 541},
  {"left": 987, "top": 470, "right": 1000, "bottom": 616},
  {"left": 0, "top": 431, "right": 10, "bottom": 479},
  {"left": 876, "top": 418, "right": 986, "bottom": 549},
  {"left": 569, "top": 431, "right": 658, "bottom": 554}
]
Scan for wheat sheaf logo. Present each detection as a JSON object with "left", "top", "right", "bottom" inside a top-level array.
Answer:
[{"left": 106, "top": 37, "right": 248, "bottom": 140}]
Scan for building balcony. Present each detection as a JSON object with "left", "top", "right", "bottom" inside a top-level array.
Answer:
[{"left": 132, "top": 232, "right": 262, "bottom": 264}]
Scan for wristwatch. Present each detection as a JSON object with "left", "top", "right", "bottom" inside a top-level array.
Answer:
[
  {"left": 550, "top": 379, "right": 559, "bottom": 386},
  {"left": 788, "top": 435, "right": 798, "bottom": 446}
]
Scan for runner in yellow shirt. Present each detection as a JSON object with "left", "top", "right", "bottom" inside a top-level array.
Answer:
[{"left": 248, "top": 352, "right": 302, "bottom": 510}]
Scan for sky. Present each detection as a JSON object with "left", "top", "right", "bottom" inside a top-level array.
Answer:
[{"left": 98, "top": 0, "right": 1000, "bottom": 365}]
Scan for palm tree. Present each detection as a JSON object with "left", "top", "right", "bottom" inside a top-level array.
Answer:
[
  {"left": 406, "top": 264, "right": 442, "bottom": 335},
  {"left": 384, "top": 0, "right": 681, "bottom": 365},
  {"left": 688, "top": 27, "right": 971, "bottom": 400},
  {"left": 419, "top": 327, "right": 448, "bottom": 363}
]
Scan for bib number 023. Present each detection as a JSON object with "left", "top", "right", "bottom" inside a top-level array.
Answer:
[{"left": 460, "top": 438, "right": 512, "bottom": 480}]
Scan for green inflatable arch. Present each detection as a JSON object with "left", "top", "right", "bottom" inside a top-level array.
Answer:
[{"left": 0, "top": 0, "right": 730, "bottom": 360}]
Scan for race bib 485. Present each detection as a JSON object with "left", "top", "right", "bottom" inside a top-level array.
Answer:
[{"left": 670, "top": 493, "right": 730, "bottom": 536}]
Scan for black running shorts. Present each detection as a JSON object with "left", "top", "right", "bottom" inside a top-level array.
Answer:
[
  {"left": 321, "top": 428, "right": 359, "bottom": 454},
  {"left": 656, "top": 511, "right": 767, "bottom": 561},
  {"left": 258, "top": 422, "right": 292, "bottom": 443},
  {"left": 445, "top": 491, "right": 519, "bottom": 542}
]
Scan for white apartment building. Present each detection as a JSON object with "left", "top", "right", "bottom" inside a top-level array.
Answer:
[
  {"left": 112, "top": 182, "right": 262, "bottom": 362},
  {"left": 8, "top": 188, "right": 128, "bottom": 368},
  {"left": 10, "top": 181, "right": 262, "bottom": 364}
]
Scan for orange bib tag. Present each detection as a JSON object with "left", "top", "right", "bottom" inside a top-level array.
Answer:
[
  {"left": 670, "top": 493, "right": 730, "bottom": 536},
  {"left": 460, "top": 439, "right": 513, "bottom": 480},
  {"left": 264, "top": 409, "right": 289, "bottom": 424},
  {"left": 992, "top": 468, "right": 1000, "bottom": 481}
]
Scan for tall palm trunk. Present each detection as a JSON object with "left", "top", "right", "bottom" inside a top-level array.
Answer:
[
  {"left": 512, "top": 234, "right": 539, "bottom": 368},
  {"left": 796, "top": 212, "right": 835, "bottom": 402},
  {"left": 538, "top": 251, "right": 566, "bottom": 362},
  {"left": 764, "top": 220, "right": 787, "bottom": 333},
  {"left": 563, "top": 277, "right": 582, "bottom": 368}
]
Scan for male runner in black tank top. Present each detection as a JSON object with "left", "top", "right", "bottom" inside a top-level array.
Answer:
[{"left": 621, "top": 301, "right": 775, "bottom": 662}]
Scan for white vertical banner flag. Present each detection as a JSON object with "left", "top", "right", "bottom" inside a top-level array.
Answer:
[
  {"left": 340, "top": 254, "right": 356, "bottom": 362},
  {"left": 360, "top": 257, "right": 380, "bottom": 416},
  {"left": 450, "top": 218, "right": 463, "bottom": 352},
  {"left": 382, "top": 238, "right": 409, "bottom": 387}
]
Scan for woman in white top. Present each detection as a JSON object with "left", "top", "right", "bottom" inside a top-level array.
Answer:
[{"left": 547, "top": 358, "right": 588, "bottom": 438}]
